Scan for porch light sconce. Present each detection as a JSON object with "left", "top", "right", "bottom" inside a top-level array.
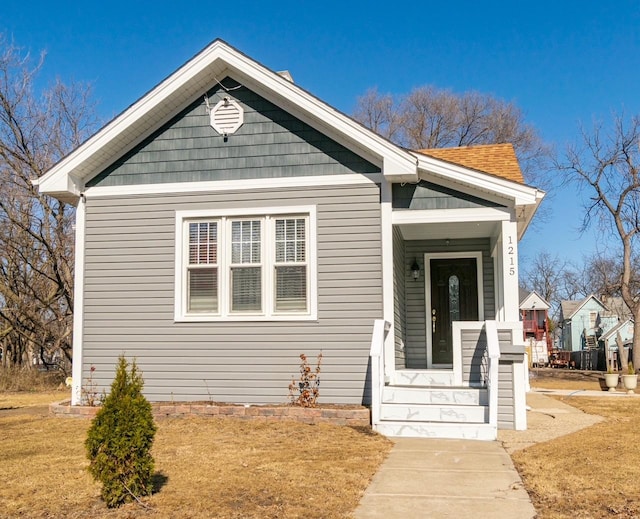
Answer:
[{"left": 411, "top": 259, "right": 420, "bottom": 281}]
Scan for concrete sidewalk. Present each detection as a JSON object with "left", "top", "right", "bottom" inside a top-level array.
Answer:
[
  {"left": 355, "top": 390, "right": 608, "bottom": 518},
  {"left": 354, "top": 438, "right": 536, "bottom": 518}
]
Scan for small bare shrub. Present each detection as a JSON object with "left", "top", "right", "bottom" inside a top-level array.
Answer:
[
  {"left": 81, "top": 365, "right": 100, "bottom": 406},
  {"left": 289, "top": 353, "right": 322, "bottom": 407}
]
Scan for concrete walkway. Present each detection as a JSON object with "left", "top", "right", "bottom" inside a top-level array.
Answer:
[
  {"left": 356, "top": 389, "right": 612, "bottom": 518},
  {"left": 354, "top": 438, "right": 536, "bottom": 518}
]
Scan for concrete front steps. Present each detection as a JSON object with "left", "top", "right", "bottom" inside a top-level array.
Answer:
[{"left": 376, "top": 372, "right": 495, "bottom": 440}]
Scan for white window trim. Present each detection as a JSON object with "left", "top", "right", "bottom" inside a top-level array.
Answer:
[{"left": 175, "top": 205, "right": 317, "bottom": 322}]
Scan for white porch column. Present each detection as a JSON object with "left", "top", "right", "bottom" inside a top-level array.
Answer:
[
  {"left": 500, "top": 220, "right": 520, "bottom": 322},
  {"left": 381, "top": 179, "right": 395, "bottom": 382}
]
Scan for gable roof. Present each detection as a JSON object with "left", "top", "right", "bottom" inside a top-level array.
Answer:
[
  {"left": 519, "top": 290, "right": 550, "bottom": 310},
  {"left": 35, "top": 39, "right": 543, "bottom": 221},
  {"left": 600, "top": 318, "right": 634, "bottom": 342},
  {"left": 560, "top": 294, "right": 606, "bottom": 321},
  {"left": 417, "top": 144, "right": 524, "bottom": 184}
]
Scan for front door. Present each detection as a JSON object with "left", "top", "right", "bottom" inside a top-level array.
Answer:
[{"left": 429, "top": 257, "right": 479, "bottom": 366}]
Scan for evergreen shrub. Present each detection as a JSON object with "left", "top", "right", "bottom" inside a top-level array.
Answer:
[{"left": 85, "top": 356, "right": 157, "bottom": 507}]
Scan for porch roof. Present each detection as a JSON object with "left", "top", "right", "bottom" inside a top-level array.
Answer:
[{"left": 416, "top": 144, "right": 524, "bottom": 184}]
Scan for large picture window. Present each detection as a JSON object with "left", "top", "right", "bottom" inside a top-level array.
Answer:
[{"left": 175, "top": 207, "right": 316, "bottom": 321}]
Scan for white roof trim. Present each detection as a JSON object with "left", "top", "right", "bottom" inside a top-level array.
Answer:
[
  {"left": 413, "top": 151, "right": 543, "bottom": 206},
  {"left": 565, "top": 294, "right": 606, "bottom": 320},
  {"left": 520, "top": 291, "right": 551, "bottom": 310},
  {"left": 37, "top": 39, "right": 418, "bottom": 198}
]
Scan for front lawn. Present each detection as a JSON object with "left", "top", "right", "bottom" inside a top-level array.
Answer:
[
  {"left": 512, "top": 393, "right": 640, "bottom": 518},
  {"left": 0, "top": 393, "right": 392, "bottom": 518}
]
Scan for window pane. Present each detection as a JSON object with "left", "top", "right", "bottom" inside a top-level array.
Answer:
[
  {"left": 189, "top": 221, "right": 217, "bottom": 265},
  {"left": 231, "top": 219, "right": 260, "bottom": 264},
  {"left": 449, "top": 275, "right": 460, "bottom": 322},
  {"left": 274, "top": 217, "right": 305, "bottom": 264},
  {"left": 276, "top": 219, "right": 284, "bottom": 240},
  {"left": 231, "top": 267, "right": 262, "bottom": 311},
  {"left": 275, "top": 265, "right": 307, "bottom": 311},
  {"left": 232, "top": 221, "right": 241, "bottom": 242},
  {"left": 296, "top": 241, "right": 305, "bottom": 262},
  {"left": 188, "top": 268, "right": 218, "bottom": 312}
]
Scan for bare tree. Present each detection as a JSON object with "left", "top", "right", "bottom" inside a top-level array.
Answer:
[
  {"left": 0, "top": 36, "right": 97, "bottom": 371},
  {"left": 353, "top": 85, "right": 550, "bottom": 186},
  {"left": 521, "top": 251, "right": 574, "bottom": 322},
  {"left": 559, "top": 114, "right": 640, "bottom": 371}
]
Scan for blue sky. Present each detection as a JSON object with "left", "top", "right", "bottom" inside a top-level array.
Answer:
[{"left": 3, "top": 0, "right": 640, "bottom": 271}]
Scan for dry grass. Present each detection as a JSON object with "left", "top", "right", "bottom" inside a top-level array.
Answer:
[
  {"left": 512, "top": 396, "right": 640, "bottom": 518},
  {"left": 529, "top": 368, "right": 605, "bottom": 391},
  {"left": 0, "top": 392, "right": 392, "bottom": 518},
  {"left": 0, "top": 389, "right": 69, "bottom": 409},
  {"left": 0, "top": 366, "right": 65, "bottom": 392}
]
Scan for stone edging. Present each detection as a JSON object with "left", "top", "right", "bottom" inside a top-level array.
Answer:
[{"left": 49, "top": 400, "right": 371, "bottom": 427}]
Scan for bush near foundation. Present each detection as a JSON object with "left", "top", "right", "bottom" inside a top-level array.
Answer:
[{"left": 85, "top": 356, "right": 157, "bottom": 507}]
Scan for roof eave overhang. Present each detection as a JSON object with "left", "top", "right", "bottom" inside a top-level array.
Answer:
[
  {"left": 412, "top": 151, "right": 545, "bottom": 239},
  {"left": 37, "top": 40, "right": 418, "bottom": 199}
]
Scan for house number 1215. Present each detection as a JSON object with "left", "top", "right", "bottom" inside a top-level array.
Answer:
[{"left": 507, "top": 236, "right": 515, "bottom": 275}]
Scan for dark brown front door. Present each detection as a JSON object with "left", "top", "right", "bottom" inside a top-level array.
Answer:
[{"left": 430, "top": 258, "right": 479, "bottom": 365}]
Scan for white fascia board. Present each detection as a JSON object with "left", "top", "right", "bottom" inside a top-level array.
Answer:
[
  {"left": 84, "top": 173, "right": 380, "bottom": 199},
  {"left": 38, "top": 40, "right": 417, "bottom": 197},
  {"left": 38, "top": 172, "right": 82, "bottom": 205},
  {"left": 392, "top": 207, "right": 513, "bottom": 226},
  {"left": 516, "top": 190, "right": 546, "bottom": 239},
  {"left": 413, "top": 152, "right": 541, "bottom": 206}
]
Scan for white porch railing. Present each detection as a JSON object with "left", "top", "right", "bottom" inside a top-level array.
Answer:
[
  {"left": 484, "top": 320, "right": 501, "bottom": 432},
  {"left": 369, "top": 319, "right": 390, "bottom": 427}
]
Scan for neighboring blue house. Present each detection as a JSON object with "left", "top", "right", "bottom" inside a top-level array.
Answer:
[
  {"left": 559, "top": 295, "right": 631, "bottom": 352},
  {"left": 600, "top": 319, "right": 634, "bottom": 351}
]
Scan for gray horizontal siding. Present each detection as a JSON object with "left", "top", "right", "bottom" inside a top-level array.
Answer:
[
  {"left": 497, "top": 361, "right": 515, "bottom": 429},
  {"left": 88, "top": 78, "right": 380, "bottom": 187},
  {"left": 460, "top": 326, "right": 516, "bottom": 429},
  {"left": 403, "top": 238, "right": 495, "bottom": 368},
  {"left": 393, "top": 227, "right": 406, "bottom": 369},
  {"left": 461, "top": 328, "right": 487, "bottom": 387},
  {"left": 81, "top": 183, "right": 382, "bottom": 405}
]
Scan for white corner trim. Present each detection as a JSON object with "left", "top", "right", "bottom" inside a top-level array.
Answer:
[
  {"left": 174, "top": 205, "right": 318, "bottom": 322},
  {"left": 71, "top": 196, "right": 86, "bottom": 405},
  {"left": 513, "top": 360, "right": 528, "bottom": 430},
  {"left": 380, "top": 179, "right": 395, "bottom": 381},
  {"left": 85, "top": 173, "right": 381, "bottom": 199}
]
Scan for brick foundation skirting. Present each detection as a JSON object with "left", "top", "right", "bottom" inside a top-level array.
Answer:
[{"left": 49, "top": 400, "right": 371, "bottom": 427}]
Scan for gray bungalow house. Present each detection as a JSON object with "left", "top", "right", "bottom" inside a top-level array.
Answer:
[{"left": 36, "top": 40, "right": 544, "bottom": 439}]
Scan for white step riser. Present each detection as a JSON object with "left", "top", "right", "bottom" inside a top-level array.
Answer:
[
  {"left": 374, "top": 421, "right": 497, "bottom": 441},
  {"left": 393, "top": 370, "right": 455, "bottom": 386},
  {"left": 379, "top": 404, "right": 488, "bottom": 423},
  {"left": 383, "top": 387, "right": 488, "bottom": 406}
]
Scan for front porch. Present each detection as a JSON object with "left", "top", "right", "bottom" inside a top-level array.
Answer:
[{"left": 372, "top": 192, "right": 529, "bottom": 439}]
